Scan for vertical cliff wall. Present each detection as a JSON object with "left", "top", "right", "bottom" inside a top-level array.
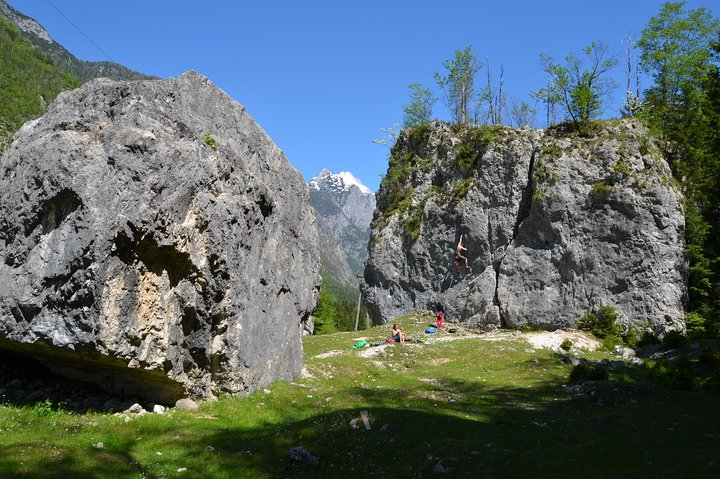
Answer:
[
  {"left": 0, "top": 71, "right": 321, "bottom": 401},
  {"left": 363, "top": 120, "right": 686, "bottom": 335}
]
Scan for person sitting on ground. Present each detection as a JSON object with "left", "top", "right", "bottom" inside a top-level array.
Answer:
[
  {"left": 391, "top": 324, "right": 405, "bottom": 343},
  {"left": 455, "top": 234, "right": 469, "bottom": 269}
]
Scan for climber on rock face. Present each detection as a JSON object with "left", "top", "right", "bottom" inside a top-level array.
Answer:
[{"left": 455, "top": 234, "right": 469, "bottom": 269}]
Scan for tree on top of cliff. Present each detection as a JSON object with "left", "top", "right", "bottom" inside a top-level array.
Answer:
[
  {"left": 402, "top": 83, "right": 435, "bottom": 128},
  {"left": 434, "top": 45, "right": 482, "bottom": 126},
  {"left": 534, "top": 41, "right": 618, "bottom": 126}
]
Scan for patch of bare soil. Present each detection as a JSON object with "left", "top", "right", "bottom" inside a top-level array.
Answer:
[
  {"left": 428, "top": 358, "right": 453, "bottom": 365},
  {"left": 443, "top": 328, "right": 600, "bottom": 352},
  {"left": 314, "top": 350, "right": 345, "bottom": 359},
  {"left": 357, "top": 344, "right": 388, "bottom": 358},
  {"left": 524, "top": 330, "right": 600, "bottom": 351}
]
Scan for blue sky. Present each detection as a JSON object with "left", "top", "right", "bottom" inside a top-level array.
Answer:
[{"left": 6, "top": 0, "right": 717, "bottom": 191}]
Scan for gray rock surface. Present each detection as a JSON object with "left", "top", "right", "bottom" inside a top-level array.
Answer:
[
  {"left": 0, "top": 71, "right": 320, "bottom": 401},
  {"left": 363, "top": 121, "right": 686, "bottom": 335}
]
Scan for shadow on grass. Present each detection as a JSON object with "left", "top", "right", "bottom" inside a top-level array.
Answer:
[
  {"left": 0, "top": 443, "right": 159, "bottom": 479},
  {"left": 195, "top": 377, "right": 720, "bottom": 478},
  {"left": 2, "top": 359, "right": 719, "bottom": 478}
]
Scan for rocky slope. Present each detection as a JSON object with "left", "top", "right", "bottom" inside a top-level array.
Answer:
[
  {"left": 0, "top": 71, "right": 320, "bottom": 402},
  {"left": 363, "top": 121, "right": 686, "bottom": 336},
  {"left": 308, "top": 169, "right": 376, "bottom": 283}
]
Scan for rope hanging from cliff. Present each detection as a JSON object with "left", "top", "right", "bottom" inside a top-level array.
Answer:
[{"left": 44, "top": 0, "right": 115, "bottom": 62}]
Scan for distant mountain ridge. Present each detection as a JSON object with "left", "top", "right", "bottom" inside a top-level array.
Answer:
[
  {"left": 309, "top": 169, "right": 376, "bottom": 280},
  {"left": 0, "top": 0, "right": 153, "bottom": 82},
  {"left": 0, "top": 13, "right": 80, "bottom": 151}
]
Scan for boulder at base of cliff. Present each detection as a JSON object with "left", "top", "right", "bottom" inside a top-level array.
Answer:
[{"left": 0, "top": 71, "right": 320, "bottom": 402}]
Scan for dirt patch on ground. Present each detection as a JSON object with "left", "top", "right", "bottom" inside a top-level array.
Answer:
[
  {"left": 357, "top": 345, "right": 388, "bottom": 358},
  {"left": 369, "top": 360, "right": 387, "bottom": 369},
  {"left": 418, "top": 377, "right": 440, "bottom": 385},
  {"left": 474, "top": 329, "right": 600, "bottom": 352},
  {"left": 428, "top": 358, "right": 453, "bottom": 365},
  {"left": 314, "top": 350, "right": 345, "bottom": 359},
  {"left": 524, "top": 330, "right": 600, "bottom": 351}
]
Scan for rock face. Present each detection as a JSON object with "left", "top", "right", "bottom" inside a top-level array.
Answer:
[
  {"left": 0, "top": 71, "right": 320, "bottom": 402},
  {"left": 363, "top": 121, "right": 686, "bottom": 336},
  {"left": 309, "top": 169, "right": 376, "bottom": 281}
]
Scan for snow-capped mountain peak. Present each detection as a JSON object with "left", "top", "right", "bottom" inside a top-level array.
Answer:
[
  {"left": 309, "top": 169, "right": 372, "bottom": 195},
  {"left": 307, "top": 169, "right": 377, "bottom": 281},
  {"left": 336, "top": 171, "right": 371, "bottom": 195}
]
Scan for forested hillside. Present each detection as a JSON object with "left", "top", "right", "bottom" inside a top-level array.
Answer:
[
  {"left": 0, "top": 0, "right": 151, "bottom": 84},
  {"left": 0, "top": 15, "right": 79, "bottom": 152}
]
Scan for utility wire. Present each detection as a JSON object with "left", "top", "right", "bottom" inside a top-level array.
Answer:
[{"left": 44, "top": 0, "right": 114, "bottom": 63}]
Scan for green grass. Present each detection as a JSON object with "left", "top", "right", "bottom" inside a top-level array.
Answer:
[{"left": 1, "top": 314, "right": 719, "bottom": 478}]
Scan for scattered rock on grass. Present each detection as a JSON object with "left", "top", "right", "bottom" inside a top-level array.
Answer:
[
  {"left": 432, "top": 460, "right": 447, "bottom": 473},
  {"left": 175, "top": 398, "right": 199, "bottom": 411},
  {"left": 289, "top": 446, "right": 318, "bottom": 465},
  {"left": 125, "top": 403, "right": 144, "bottom": 414}
]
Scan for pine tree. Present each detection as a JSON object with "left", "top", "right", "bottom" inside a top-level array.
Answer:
[{"left": 312, "top": 287, "right": 338, "bottom": 335}]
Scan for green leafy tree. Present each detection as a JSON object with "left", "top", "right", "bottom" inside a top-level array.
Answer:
[
  {"left": 531, "top": 77, "right": 562, "bottom": 127},
  {"left": 637, "top": 1, "right": 720, "bottom": 145},
  {"left": 435, "top": 45, "right": 481, "bottom": 126},
  {"left": 637, "top": 2, "right": 720, "bottom": 336},
  {"left": 577, "top": 304, "right": 623, "bottom": 350},
  {"left": 509, "top": 99, "right": 537, "bottom": 127},
  {"left": 534, "top": 42, "right": 618, "bottom": 126},
  {"left": 402, "top": 83, "right": 435, "bottom": 128}
]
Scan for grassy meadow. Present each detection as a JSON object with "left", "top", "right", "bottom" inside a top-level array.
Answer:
[{"left": 0, "top": 313, "right": 718, "bottom": 478}]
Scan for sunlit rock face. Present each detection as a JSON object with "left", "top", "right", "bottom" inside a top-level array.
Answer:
[
  {"left": 0, "top": 71, "right": 321, "bottom": 402},
  {"left": 363, "top": 121, "right": 686, "bottom": 336}
]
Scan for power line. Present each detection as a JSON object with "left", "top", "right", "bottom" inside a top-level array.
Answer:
[{"left": 44, "top": 0, "right": 114, "bottom": 63}]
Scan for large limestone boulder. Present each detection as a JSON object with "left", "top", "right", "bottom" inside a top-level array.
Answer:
[
  {"left": 363, "top": 121, "right": 686, "bottom": 336},
  {"left": 0, "top": 71, "right": 321, "bottom": 401}
]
